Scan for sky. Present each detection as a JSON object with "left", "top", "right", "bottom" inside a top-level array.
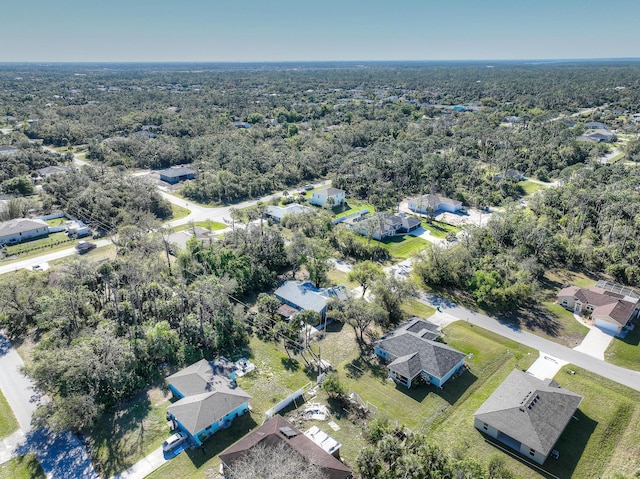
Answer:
[{"left": 1, "top": 0, "right": 639, "bottom": 63}]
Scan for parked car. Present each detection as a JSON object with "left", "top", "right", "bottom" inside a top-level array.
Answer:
[
  {"left": 162, "top": 432, "right": 187, "bottom": 452},
  {"left": 75, "top": 241, "right": 97, "bottom": 254}
]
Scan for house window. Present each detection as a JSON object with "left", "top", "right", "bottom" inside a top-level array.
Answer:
[
  {"left": 482, "top": 423, "right": 488, "bottom": 431},
  {"left": 529, "top": 448, "right": 536, "bottom": 456}
]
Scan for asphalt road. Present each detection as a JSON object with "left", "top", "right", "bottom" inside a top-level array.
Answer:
[{"left": 421, "top": 294, "right": 640, "bottom": 392}]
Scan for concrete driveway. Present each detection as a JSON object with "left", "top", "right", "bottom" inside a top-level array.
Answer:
[
  {"left": 574, "top": 327, "right": 614, "bottom": 361},
  {"left": 526, "top": 352, "right": 568, "bottom": 380}
]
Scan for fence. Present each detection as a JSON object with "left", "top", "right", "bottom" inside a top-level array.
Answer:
[{"left": 264, "top": 381, "right": 313, "bottom": 421}]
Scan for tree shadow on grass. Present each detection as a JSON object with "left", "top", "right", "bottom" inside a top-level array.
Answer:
[
  {"left": 87, "top": 381, "right": 170, "bottom": 477},
  {"left": 345, "top": 355, "right": 388, "bottom": 382},
  {"left": 281, "top": 357, "right": 300, "bottom": 371},
  {"left": 495, "top": 302, "right": 562, "bottom": 338},
  {"left": 183, "top": 413, "right": 258, "bottom": 468}
]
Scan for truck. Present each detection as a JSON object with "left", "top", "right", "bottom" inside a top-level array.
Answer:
[{"left": 76, "top": 241, "right": 97, "bottom": 254}]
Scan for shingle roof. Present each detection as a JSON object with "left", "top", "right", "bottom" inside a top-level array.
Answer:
[
  {"left": 274, "top": 281, "right": 347, "bottom": 313},
  {"left": 219, "top": 415, "right": 352, "bottom": 479},
  {"left": 376, "top": 318, "right": 464, "bottom": 380},
  {"left": 315, "top": 188, "right": 344, "bottom": 197},
  {"left": 557, "top": 285, "right": 638, "bottom": 326},
  {"left": 166, "top": 359, "right": 251, "bottom": 435},
  {"left": 158, "top": 166, "right": 195, "bottom": 178},
  {"left": 408, "top": 194, "right": 462, "bottom": 210},
  {"left": 0, "top": 218, "right": 48, "bottom": 237},
  {"left": 474, "top": 370, "right": 582, "bottom": 456}
]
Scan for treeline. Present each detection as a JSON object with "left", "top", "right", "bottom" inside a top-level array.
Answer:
[{"left": 414, "top": 162, "right": 640, "bottom": 310}]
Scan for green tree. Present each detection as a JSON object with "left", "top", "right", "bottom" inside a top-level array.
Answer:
[{"left": 347, "top": 260, "right": 384, "bottom": 297}]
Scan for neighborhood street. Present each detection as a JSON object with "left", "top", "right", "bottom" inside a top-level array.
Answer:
[{"left": 421, "top": 294, "right": 640, "bottom": 392}]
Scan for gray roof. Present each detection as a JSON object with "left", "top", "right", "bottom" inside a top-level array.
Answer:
[
  {"left": 474, "top": 370, "right": 582, "bottom": 455},
  {"left": 376, "top": 318, "right": 464, "bottom": 380},
  {"left": 408, "top": 194, "right": 462, "bottom": 210},
  {"left": 167, "top": 359, "right": 251, "bottom": 436},
  {"left": 0, "top": 145, "right": 18, "bottom": 154},
  {"left": 274, "top": 281, "right": 347, "bottom": 313},
  {"left": 159, "top": 166, "right": 195, "bottom": 178},
  {"left": 0, "top": 218, "right": 48, "bottom": 237},
  {"left": 315, "top": 187, "right": 344, "bottom": 197},
  {"left": 37, "top": 165, "right": 70, "bottom": 177}
]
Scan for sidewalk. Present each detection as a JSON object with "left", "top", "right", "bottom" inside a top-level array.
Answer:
[
  {"left": 110, "top": 447, "right": 168, "bottom": 479},
  {"left": 0, "top": 429, "right": 25, "bottom": 465}
]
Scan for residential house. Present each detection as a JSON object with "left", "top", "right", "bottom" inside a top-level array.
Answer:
[
  {"left": 584, "top": 121, "right": 607, "bottom": 129},
  {"left": 265, "top": 203, "right": 312, "bottom": 222},
  {"left": 219, "top": 414, "right": 352, "bottom": 479},
  {"left": 274, "top": 281, "right": 348, "bottom": 321},
  {"left": 166, "top": 359, "right": 251, "bottom": 446},
  {"left": 374, "top": 317, "right": 466, "bottom": 388},
  {"left": 577, "top": 129, "right": 615, "bottom": 143},
  {"left": 158, "top": 166, "right": 196, "bottom": 184},
  {"left": 36, "top": 165, "right": 70, "bottom": 178},
  {"left": 309, "top": 187, "right": 345, "bottom": 207},
  {"left": 232, "top": 121, "right": 251, "bottom": 129},
  {"left": 0, "top": 145, "right": 18, "bottom": 156},
  {"left": 407, "top": 194, "right": 462, "bottom": 215},
  {"left": 557, "top": 284, "right": 638, "bottom": 335},
  {"left": 474, "top": 369, "right": 582, "bottom": 465},
  {"left": 0, "top": 218, "right": 49, "bottom": 245},
  {"left": 345, "top": 212, "right": 421, "bottom": 240}
]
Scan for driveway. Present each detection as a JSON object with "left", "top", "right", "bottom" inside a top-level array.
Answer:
[
  {"left": 574, "top": 327, "right": 614, "bottom": 361},
  {"left": 526, "top": 352, "right": 568, "bottom": 380},
  {"left": 109, "top": 447, "right": 167, "bottom": 479}
]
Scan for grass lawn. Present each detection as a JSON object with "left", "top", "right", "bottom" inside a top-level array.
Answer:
[
  {"left": 0, "top": 454, "right": 45, "bottom": 479},
  {"left": 421, "top": 219, "right": 460, "bottom": 239},
  {"left": 87, "top": 384, "right": 173, "bottom": 478},
  {"left": 402, "top": 298, "right": 436, "bottom": 319},
  {"left": 605, "top": 319, "right": 640, "bottom": 370},
  {"left": 545, "top": 269, "right": 597, "bottom": 289},
  {"left": 45, "top": 217, "right": 67, "bottom": 227},
  {"left": 173, "top": 221, "right": 227, "bottom": 233},
  {"left": 519, "top": 180, "right": 545, "bottom": 195},
  {"left": 0, "top": 390, "right": 19, "bottom": 439},
  {"left": 4, "top": 232, "right": 74, "bottom": 257},
  {"left": 170, "top": 204, "right": 191, "bottom": 220},
  {"left": 334, "top": 199, "right": 375, "bottom": 218},
  {"left": 326, "top": 269, "right": 358, "bottom": 289},
  {"left": 379, "top": 235, "right": 430, "bottom": 260}
]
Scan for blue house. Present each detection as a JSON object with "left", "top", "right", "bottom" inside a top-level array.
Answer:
[
  {"left": 274, "top": 281, "right": 348, "bottom": 321},
  {"left": 159, "top": 166, "right": 196, "bottom": 184},
  {"left": 374, "top": 318, "right": 466, "bottom": 388},
  {"left": 166, "top": 359, "right": 251, "bottom": 446}
]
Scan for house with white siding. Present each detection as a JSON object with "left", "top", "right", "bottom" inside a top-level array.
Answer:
[
  {"left": 0, "top": 218, "right": 49, "bottom": 245},
  {"left": 407, "top": 194, "right": 462, "bottom": 215},
  {"left": 309, "top": 188, "right": 345, "bottom": 207}
]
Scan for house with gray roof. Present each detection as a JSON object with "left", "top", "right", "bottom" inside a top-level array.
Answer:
[
  {"left": 274, "top": 281, "right": 348, "bottom": 321},
  {"left": 374, "top": 317, "right": 466, "bottom": 388},
  {"left": 474, "top": 369, "right": 582, "bottom": 465},
  {"left": 166, "top": 359, "right": 251, "bottom": 446},
  {"left": 0, "top": 145, "right": 18, "bottom": 156},
  {"left": 0, "top": 218, "right": 49, "bottom": 245},
  {"left": 345, "top": 212, "right": 421, "bottom": 240},
  {"left": 266, "top": 203, "right": 312, "bottom": 222},
  {"left": 158, "top": 165, "right": 196, "bottom": 184}
]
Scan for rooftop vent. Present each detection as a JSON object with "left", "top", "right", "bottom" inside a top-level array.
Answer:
[{"left": 279, "top": 426, "right": 298, "bottom": 439}]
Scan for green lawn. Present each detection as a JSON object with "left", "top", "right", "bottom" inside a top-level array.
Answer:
[
  {"left": 0, "top": 454, "right": 45, "bottom": 479},
  {"left": 87, "top": 385, "right": 174, "bottom": 478},
  {"left": 4, "top": 232, "right": 74, "bottom": 256},
  {"left": 379, "top": 235, "right": 430, "bottom": 260},
  {"left": 605, "top": 319, "right": 640, "bottom": 370},
  {"left": 327, "top": 269, "right": 359, "bottom": 290},
  {"left": 45, "top": 217, "right": 68, "bottom": 227},
  {"left": 402, "top": 298, "right": 436, "bottom": 319},
  {"left": 334, "top": 199, "right": 375, "bottom": 218},
  {"left": 421, "top": 219, "right": 460, "bottom": 239},
  {"left": 519, "top": 180, "right": 545, "bottom": 195},
  {"left": 170, "top": 204, "right": 191, "bottom": 220},
  {"left": 0, "top": 390, "right": 19, "bottom": 439},
  {"left": 173, "top": 221, "right": 227, "bottom": 233}
]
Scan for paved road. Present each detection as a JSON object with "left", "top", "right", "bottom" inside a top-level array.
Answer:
[{"left": 420, "top": 294, "right": 640, "bottom": 392}]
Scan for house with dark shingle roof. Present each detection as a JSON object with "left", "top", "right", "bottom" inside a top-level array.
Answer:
[
  {"left": 345, "top": 212, "right": 421, "bottom": 240},
  {"left": 166, "top": 359, "right": 251, "bottom": 446},
  {"left": 474, "top": 369, "right": 582, "bottom": 465},
  {"left": 219, "top": 414, "right": 352, "bottom": 479},
  {"left": 158, "top": 165, "right": 196, "bottom": 184},
  {"left": 374, "top": 317, "right": 466, "bottom": 388},
  {"left": 557, "top": 285, "right": 638, "bottom": 335}
]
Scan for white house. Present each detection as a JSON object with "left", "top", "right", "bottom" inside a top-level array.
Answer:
[
  {"left": 265, "top": 204, "right": 312, "bottom": 222},
  {"left": 309, "top": 188, "right": 345, "bottom": 207},
  {"left": 0, "top": 218, "right": 49, "bottom": 245},
  {"left": 407, "top": 194, "right": 462, "bottom": 214}
]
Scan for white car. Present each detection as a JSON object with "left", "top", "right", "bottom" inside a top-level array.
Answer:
[{"left": 162, "top": 432, "right": 187, "bottom": 452}]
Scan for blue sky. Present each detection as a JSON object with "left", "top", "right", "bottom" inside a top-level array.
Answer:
[{"left": 1, "top": 0, "right": 638, "bottom": 62}]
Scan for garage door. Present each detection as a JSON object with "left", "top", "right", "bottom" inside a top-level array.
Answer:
[{"left": 594, "top": 319, "right": 619, "bottom": 335}]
